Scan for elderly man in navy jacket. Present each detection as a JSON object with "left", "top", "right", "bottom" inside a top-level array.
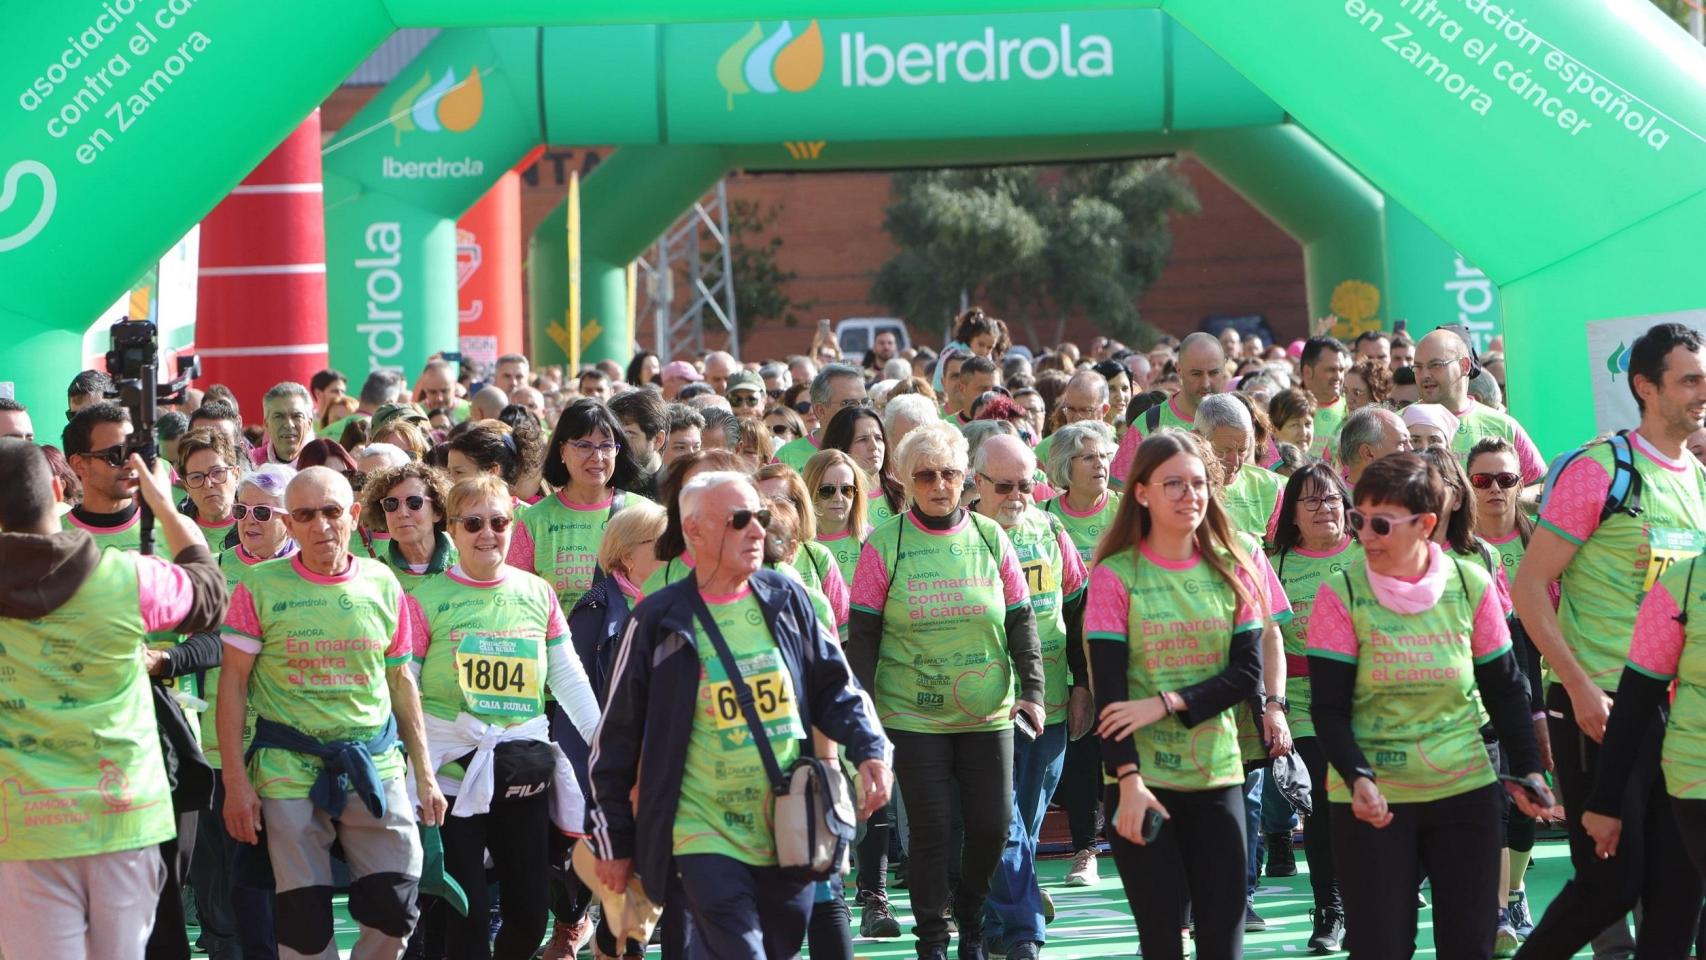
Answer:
[{"left": 589, "top": 470, "right": 892, "bottom": 959}]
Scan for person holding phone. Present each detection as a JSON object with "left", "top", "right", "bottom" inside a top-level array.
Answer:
[
  {"left": 1307, "top": 453, "right": 1550, "bottom": 959},
  {"left": 1084, "top": 431, "right": 1266, "bottom": 960}
]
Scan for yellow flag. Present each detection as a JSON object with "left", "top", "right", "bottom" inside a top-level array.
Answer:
[{"left": 566, "top": 170, "right": 581, "bottom": 372}]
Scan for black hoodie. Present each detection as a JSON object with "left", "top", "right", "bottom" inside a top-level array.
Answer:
[{"left": 0, "top": 528, "right": 226, "bottom": 632}]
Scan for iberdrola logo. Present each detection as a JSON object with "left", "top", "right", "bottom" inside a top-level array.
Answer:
[
  {"left": 389, "top": 65, "right": 485, "bottom": 145},
  {"left": 718, "top": 21, "right": 825, "bottom": 110},
  {"left": 1607, "top": 341, "right": 1631, "bottom": 380}
]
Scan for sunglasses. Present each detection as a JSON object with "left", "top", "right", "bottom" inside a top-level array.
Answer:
[
  {"left": 232, "top": 503, "right": 278, "bottom": 523},
  {"left": 80, "top": 443, "right": 129, "bottom": 468},
  {"left": 770, "top": 424, "right": 798, "bottom": 438},
  {"left": 912, "top": 468, "right": 965, "bottom": 487},
  {"left": 729, "top": 508, "right": 773, "bottom": 531},
  {"left": 288, "top": 504, "right": 347, "bottom": 524},
  {"left": 1347, "top": 510, "right": 1426, "bottom": 537},
  {"left": 381, "top": 495, "right": 426, "bottom": 513},
  {"left": 1470, "top": 471, "right": 1521, "bottom": 490},
  {"left": 979, "top": 473, "right": 1036, "bottom": 496},
  {"left": 729, "top": 393, "right": 763, "bottom": 408},
  {"left": 816, "top": 483, "right": 857, "bottom": 500},
  {"left": 453, "top": 515, "right": 512, "bottom": 534},
  {"left": 767, "top": 388, "right": 785, "bottom": 400}
]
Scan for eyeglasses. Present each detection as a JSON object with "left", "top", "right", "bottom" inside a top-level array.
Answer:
[
  {"left": 1059, "top": 404, "right": 1101, "bottom": 419},
  {"left": 381, "top": 495, "right": 426, "bottom": 513},
  {"left": 767, "top": 388, "right": 785, "bottom": 400},
  {"left": 288, "top": 504, "right": 347, "bottom": 524},
  {"left": 567, "top": 440, "right": 620, "bottom": 456},
  {"left": 453, "top": 515, "right": 512, "bottom": 534},
  {"left": 1072, "top": 451, "right": 1113, "bottom": 465},
  {"left": 770, "top": 424, "right": 799, "bottom": 439},
  {"left": 1470, "top": 471, "right": 1521, "bottom": 490},
  {"left": 1151, "top": 477, "right": 1209, "bottom": 501},
  {"left": 1298, "top": 494, "right": 1343, "bottom": 513},
  {"left": 729, "top": 508, "right": 772, "bottom": 531},
  {"left": 232, "top": 503, "right": 278, "bottom": 522},
  {"left": 184, "top": 466, "right": 233, "bottom": 489},
  {"left": 979, "top": 473, "right": 1036, "bottom": 496},
  {"left": 1347, "top": 510, "right": 1426, "bottom": 537},
  {"left": 1419, "top": 358, "right": 1464, "bottom": 375},
  {"left": 80, "top": 443, "right": 129, "bottom": 468},
  {"left": 729, "top": 393, "right": 762, "bottom": 409},
  {"left": 912, "top": 468, "right": 965, "bottom": 487},
  {"left": 816, "top": 483, "right": 857, "bottom": 500}
]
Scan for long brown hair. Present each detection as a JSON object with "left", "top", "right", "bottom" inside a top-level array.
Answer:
[{"left": 1093, "top": 431, "right": 1262, "bottom": 619}]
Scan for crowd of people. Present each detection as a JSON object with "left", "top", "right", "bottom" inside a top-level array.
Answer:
[{"left": 2, "top": 307, "right": 1706, "bottom": 960}]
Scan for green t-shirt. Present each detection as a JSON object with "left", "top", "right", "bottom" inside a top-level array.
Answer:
[
  {"left": 222, "top": 555, "right": 413, "bottom": 799},
  {"left": 205, "top": 545, "right": 298, "bottom": 768},
  {"left": 1539, "top": 438, "right": 1706, "bottom": 690},
  {"left": 1085, "top": 544, "right": 1261, "bottom": 791},
  {"left": 1451, "top": 400, "right": 1543, "bottom": 483},
  {"left": 1109, "top": 395, "right": 1195, "bottom": 490},
  {"left": 774, "top": 434, "right": 823, "bottom": 474},
  {"left": 1627, "top": 556, "right": 1706, "bottom": 800},
  {"left": 1043, "top": 490, "right": 1121, "bottom": 563},
  {"left": 518, "top": 491, "right": 627, "bottom": 612},
  {"left": 1309, "top": 555, "right": 1506, "bottom": 804},
  {"left": 1272, "top": 539, "right": 1362, "bottom": 740},
  {"left": 319, "top": 412, "right": 370, "bottom": 442},
  {"left": 1002, "top": 507, "right": 1088, "bottom": 724},
  {"left": 1311, "top": 396, "right": 1347, "bottom": 459},
  {"left": 819, "top": 528, "right": 865, "bottom": 594},
  {"left": 1221, "top": 464, "right": 1283, "bottom": 545},
  {"left": 0, "top": 550, "right": 176, "bottom": 862},
  {"left": 672, "top": 590, "right": 804, "bottom": 865},
  {"left": 64, "top": 509, "right": 199, "bottom": 700},
  {"left": 413, "top": 567, "right": 566, "bottom": 726},
  {"left": 848, "top": 511, "right": 1030, "bottom": 734},
  {"left": 867, "top": 489, "right": 897, "bottom": 528}
]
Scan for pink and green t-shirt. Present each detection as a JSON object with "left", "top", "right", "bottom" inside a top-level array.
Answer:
[
  {"left": 513, "top": 489, "right": 630, "bottom": 612},
  {"left": 1086, "top": 543, "right": 1262, "bottom": 791},
  {"left": 413, "top": 565, "right": 569, "bottom": 726},
  {"left": 1109, "top": 394, "right": 1196, "bottom": 488},
  {"left": 222, "top": 555, "right": 415, "bottom": 799},
  {"left": 1043, "top": 490, "right": 1120, "bottom": 563},
  {"left": 1627, "top": 558, "right": 1706, "bottom": 800},
  {"left": 1539, "top": 433, "right": 1706, "bottom": 690},
  {"left": 849, "top": 510, "right": 1031, "bottom": 733},
  {"left": 1002, "top": 507, "right": 1089, "bottom": 725},
  {"left": 1307, "top": 554, "right": 1509, "bottom": 804},
  {"left": 1221, "top": 464, "right": 1284, "bottom": 545},
  {"left": 1451, "top": 399, "right": 1546, "bottom": 484},
  {"left": 1273, "top": 538, "right": 1362, "bottom": 740},
  {"left": 818, "top": 527, "right": 869, "bottom": 595},
  {"left": 774, "top": 434, "right": 824, "bottom": 474},
  {"left": 1310, "top": 396, "right": 1347, "bottom": 460}
]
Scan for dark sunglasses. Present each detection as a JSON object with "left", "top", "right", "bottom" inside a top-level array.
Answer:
[
  {"left": 1346, "top": 509, "right": 1425, "bottom": 537},
  {"left": 232, "top": 503, "right": 278, "bottom": 522},
  {"left": 381, "top": 495, "right": 426, "bottom": 513},
  {"left": 912, "top": 468, "right": 966, "bottom": 486},
  {"left": 288, "top": 504, "right": 347, "bottom": 524},
  {"left": 453, "top": 515, "right": 512, "bottom": 534},
  {"left": 770, "top": 424, "right": 798, "bottom": 438},
  {"left": 729, "top": 508, "right": 773, "bottom": 531},
  {"left": 1469, "top": 471, "right": 1521, "bottom": 490},
  {"left": 979, "top": 473, "right": 1036, "bottom": 496},
  {"left": 729, "top": 393, "right": 763, "bottom": 408},
  {"left": 80, "top": 443, "right": 129, "bottom": 468},
  {"left": 767, "top": 388, "right": 785, "bottom": 399},
  {"left": 816, "top": 483, "right": 857, "bottom": 500},
  {"left": 792, "top": 401, "right": 812, "bottom": 415}
]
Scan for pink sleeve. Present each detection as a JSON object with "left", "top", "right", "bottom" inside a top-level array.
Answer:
[
  {"left": 822, "top": 559, "right": 850, "bottom": 627},
  {"left": 1251, "top": 550, "right": 1292, "bottom": 618},
  {"left": 1109, "top": 426, "right": 1141, "bottom": 489},
  {"left": 1470, "top": 577, "right": 1514, "bottom": 658},
  {"left": 1305, "top": 584, "right": 1359, "bottom": 659},
  {"left": 389, "top": 594, "right": 424, "bottom": 661},
  {"left": 1538, "top": 456, "right": 1610, "bottom": 544},
  {"left": 1512, "top": 421, "right": 1547, "bottom": 486},
  {"left": 508, "top": 518, "right": 537, "bottom": 573},
  {"left": 1265, "top": 487, "right": 1283, "bottom": 544},
  {"left": 848, "top": 543, "right": 890, "bottom": 612},
  {"left": 1628, "top": 582, "right": 1686, "bottom": 677},
  {"left": 222, "top": 584, "right": 263, "bottom": 654},
  {"left": 1085, "top": 563, "right": 1130, "bottom": 637},
  {"left": 999, "top": 544, "right": 1030, "bottom": 609},
  {"left": 1058, "top": 527, "right": 1088, "bottom": 598},
  {"left": 136, "top": 555, "right": 195, "bottom": 633},
  {"left": 544, "top": 590, "right": 571, "bottom": 645},
  {"left": 1492, "top": 563, "right": 1514, "bottom": 618}
]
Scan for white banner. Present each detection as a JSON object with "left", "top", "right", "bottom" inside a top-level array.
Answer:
[{"left": 1584, "top": 309, "right": 1706, "bottom": 435}]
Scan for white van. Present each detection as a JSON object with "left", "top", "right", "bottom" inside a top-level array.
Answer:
[{"left": 835, "top": 317, "right": 911, "bottom": 359}]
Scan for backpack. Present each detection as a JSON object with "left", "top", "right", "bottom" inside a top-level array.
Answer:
[{"left": 1538, "top": 430, "right": 1643, "bottom": 523}]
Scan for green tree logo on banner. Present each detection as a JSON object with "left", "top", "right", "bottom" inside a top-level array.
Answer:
[
  {"left": 387, "top": 66, "right": 485, "bottom": 145},
  {"left": 718, "top": 21, "right": 825, "bottom": 109}
]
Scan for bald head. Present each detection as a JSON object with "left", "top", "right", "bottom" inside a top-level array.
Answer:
[
  {"left": 470, "top": 386, "right": 509, "bottom": 422},
  {"left": 973, "top": 434, "right": 1038, "bottom": 527},
  {"left": 1415, "top": 329, "right": 1472, "bottom": 407},
  {"left": 1177, "top": 332, "right": 1229, "bottom": 411},
  {"left": 1060, "top": 369, "right": 1110, "bottom": 426},
  {"left": 287, "top": 465, "right": 354, "bottom": 509},
  {"left": 974, "top": 433, "right": 1037, "bottom": 476},
  {"left": 704, "top": 351, "right": 739, "bottom": 394}
]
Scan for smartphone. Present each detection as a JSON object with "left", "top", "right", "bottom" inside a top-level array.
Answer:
[
  {"left": 441, "top": 351, "right": 463, "bottom": 364},
  {"left": 1014, "top": 709, "right": 1039, "bottom": 742},
  {"left": 1142, "top": 807, "right": 1165, "bottom": 843},
  {"left": 1498, "top": 774, "right": 1551, "bottom": 808},
  {"left": 1392, "top": 319, "right": 1408, "bottom": 335}
]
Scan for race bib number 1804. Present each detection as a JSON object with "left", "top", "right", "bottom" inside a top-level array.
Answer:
[{"left": 454, "top": 633, "right": 541, "bottom": 718}]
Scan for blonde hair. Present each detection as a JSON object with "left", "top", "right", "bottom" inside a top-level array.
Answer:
[
  {"left": 597, "top": 499, "right": 667, "bottom": 576},
  {"left": 894, "top": 420, "right": 969, "bottom": 505},
  {"left": 803, "top": 449, "right": 868, "bottom": 538},
  {"left": 446, "top": 473, "right": 511, "bottom": 519}
]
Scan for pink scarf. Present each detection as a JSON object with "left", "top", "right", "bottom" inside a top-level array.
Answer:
[{"left": 1365, "top": 541, "right": 1449, "bottom": 614}]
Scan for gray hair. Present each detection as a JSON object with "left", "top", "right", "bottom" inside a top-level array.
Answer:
[
  {"left": 359, "top": 370, "right": 405, "bottom": 407},
  {"left": 810, "top": 363, "right": 864, "bottom": 406},
  {"left": 238, "top": 463, "right": 297, "bottom": 502},
  {"left": 701, "top": 407, "right": 743, "bottom": 445},
  {"left": 758, "top": 362, "right": 790, "bottom": 386},
  {"left": 882, "top": 358, "right": 912, "bottom": 381},
  {"left": 1468, "top": 368, "right": 1503, "bottom": 408},
  {"left": 1339, "top": 406, "right": 1402, "bottom": 469},
  {"left": 263, "top": 381, "right": 311, "bottom": 407},
  {"left": 1044, "top": 420, "right": 1115, "bottom": 488},
  {"left": 1194, "top": 393, "right": 1253, "bottom": 435},
  {"left": 883, "top": 394, "right": 936, "bottom": 436},
  {"left": 353, "top": 443, "right": 410, "bottom": 470},
  {"left": 679, "top": 470, "right": 756, "bottom": 518},
  {"left": 972, "top": 432, "right": 1036, "bottom": 476},
  {"left": 894, "top": 420, "right": 969, "bottom": 483}
]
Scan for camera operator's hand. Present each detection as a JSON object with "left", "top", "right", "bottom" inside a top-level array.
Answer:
[{"left": 128, "top": 454, "right": 208, "bottom": 557}]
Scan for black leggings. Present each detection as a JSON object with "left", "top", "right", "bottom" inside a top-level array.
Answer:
[
  {"left": 1333, "top": 783, "right": 1502, "bottom": 960},
  {"left": 1295, "top": 737, "right": 1340, "bottom": 912},
  {"left": 855, "top": 800, "right": 892, "bottom": 898},
  {"left": 889, "top": 727, "right": 1013, "bottom": 948},
  {"left": 1104, "top": 784, "right": 1245, "bottom": 960},
  {"left": 439, "top": 793, "right": 552, "bottom": 960},
  {"left": 1058, "top": 733, "right": 1105, "bottom": 851}
]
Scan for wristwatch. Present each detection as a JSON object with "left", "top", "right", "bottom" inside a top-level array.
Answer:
[{"left": 1262, "top": 695, "right": 1290, "bottom": 714}]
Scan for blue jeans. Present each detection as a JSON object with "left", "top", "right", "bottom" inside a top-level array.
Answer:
[
  {"left": 1244, "top": 769, "right": 1264, "bottom": 895},
  {"left": 983, "top": 721, "right": 1069, "bottom": 947}
]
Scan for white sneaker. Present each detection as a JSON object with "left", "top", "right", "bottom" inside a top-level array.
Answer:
[{"left": 1064, "top": 848, "right": 1098, "bottom": 887}]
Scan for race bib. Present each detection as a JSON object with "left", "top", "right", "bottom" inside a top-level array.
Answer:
[
  {"left": 1021, "top": 557, "right": 1058, "bottom": 597},
  {"left": 453, "top": 632, "right": 541, "bottom": 718},
  {"left": 707, "top": 651, "right": 799, "bottom": 749},
  {"left": 1645, "top": 527, "right": 1706, "bottom": 593}
]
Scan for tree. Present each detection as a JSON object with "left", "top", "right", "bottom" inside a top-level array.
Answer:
[
  {"left": 873, "top": 161, "right": 1198, "bottom": 348},
  {"left": 722, "top": 197, "right": 816, "bottom": 333}
]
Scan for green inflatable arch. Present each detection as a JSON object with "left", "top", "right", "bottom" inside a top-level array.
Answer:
[{"left": 1, "top": 0, "right": 1701, "bottom": 456}]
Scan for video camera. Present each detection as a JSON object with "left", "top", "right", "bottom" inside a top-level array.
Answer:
[{"left": 103, "top": 318, "right": 200, "bottom": 555}]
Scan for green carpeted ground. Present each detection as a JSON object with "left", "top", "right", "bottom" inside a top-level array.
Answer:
[{"left": 207, "top": 839, "right": 1605, "bottom": 957}]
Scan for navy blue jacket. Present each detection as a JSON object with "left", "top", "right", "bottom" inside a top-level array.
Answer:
[{"left": 587, "top": 568, "right": 889, "bottom": 901}]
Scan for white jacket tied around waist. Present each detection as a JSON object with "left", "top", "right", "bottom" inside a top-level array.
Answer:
[{"left": 422, "top": 711, "right": 586, "bottom": 836}]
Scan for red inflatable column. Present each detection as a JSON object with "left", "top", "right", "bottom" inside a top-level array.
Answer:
[
  {"left": 195, "top": 110, "right": 329, "bottom": 418},
  {"left": 455, "top": 170, "right": 524, "bottom": 373}
]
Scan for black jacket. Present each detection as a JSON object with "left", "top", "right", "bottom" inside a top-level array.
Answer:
[
  {"left": 587, "top": 568, "right": 889, "bottom": 901},
  {"left": 568, "top": 574, "right": 634, "bottom": 699}
]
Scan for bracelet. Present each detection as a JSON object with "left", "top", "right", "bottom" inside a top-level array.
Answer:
[
  {"left": 1118, "top": 769, "right": 1140, "bottom": 782},
  {"left": 1159, "top": 692, "right": 1176, "bottom": 717}
]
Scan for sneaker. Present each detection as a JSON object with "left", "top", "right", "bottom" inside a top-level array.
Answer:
[
  {"left": 957, "top": 939, "right": 989, "bottom": 960},
  {"left": 1494, "top": 910, "right": 1520, "bottom": 958},
  {"left": 1245, "top": 899, "right": 1267, "bottom": 932},
  {"left": 1064, "top": 848, "right": 1098, "bottom": 887},
  {"left": 858, "top": 891, "right": 903, "bottom": 939},
  {"left": 1040, "top": 888, "right": 1055, "bottom": 924},
  {"left": 917, "top": 944, "right": 949, "bottom": 960},
  {"left": 1007, "top": 942, "right": 1041, "bottom": 960},
  {"left": 540, "top": 918, "right": 587, "bottom": 960},
  {"left": 1265, "top": 831, "right": 1298, "bottom": 877},
  {"left": 1507, "top": 890, "right": 1534, "bottom": 938},
  {"left": 1308, "top": 907, "right": 1345, "bottom": 954}
]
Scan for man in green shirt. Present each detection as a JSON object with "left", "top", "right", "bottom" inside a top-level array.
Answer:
[
  {"left": 1415, "top": 328, "right": 1547, "bottom": 484},
  {"left": 1034, "top": 369, "right": 1108, "bottom": 466},
  {"left": 1110, "top": 331, "right": 1227, "bottom": 487},
  {"left": 1299, "top": 336, "right": 1351, "bottom": 459},
  {"left": 775, "top": 364, "right": 866, "bottom": 473}
]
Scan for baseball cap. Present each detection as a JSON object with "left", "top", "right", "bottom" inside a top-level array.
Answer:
[
  {"left": 662, "top": 361, "right": 702, "bottom": 383},
  {"left": 371, "top": 402, "right": 430, "bottom": 437},
  {"left": 725, "top": 370, "right": 764, "bottom": 395}
]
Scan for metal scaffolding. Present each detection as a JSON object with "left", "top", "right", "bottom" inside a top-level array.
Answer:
[{"left": 635, "top": 179, "right": 739, "bottom": 362}]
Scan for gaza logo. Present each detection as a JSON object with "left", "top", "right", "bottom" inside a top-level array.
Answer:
[
  {"left": 388, "top": 65, "right": 485, "bottom": 145},
  {"left": 719, "top": 21, "right": 826, "bottom": 109},
  {"left": 0, "top": 161, "right": 56, "bottom": 253}
]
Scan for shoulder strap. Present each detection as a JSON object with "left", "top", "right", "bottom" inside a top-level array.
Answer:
[
  {"left": 881, "top": 514, "right": 906, "bottom": 603},
  {"left": 1605, "top": 430, "right": 1644, "bottom": 520},
  {"left": 1679, "top": 556, "right": 1697, "bottom": 627},
  {"left": 1340, "top": 569, "right": 1355, "bottom": 608},
  {"left": 1454, "top": 555, "right": 1473, "bottom": 606},
  {"left": 686, "top": 588, "right": 794, "bottom": 795},
  {"left": 1275, "top": 549, "right": 1288, "bottom": 581}
]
